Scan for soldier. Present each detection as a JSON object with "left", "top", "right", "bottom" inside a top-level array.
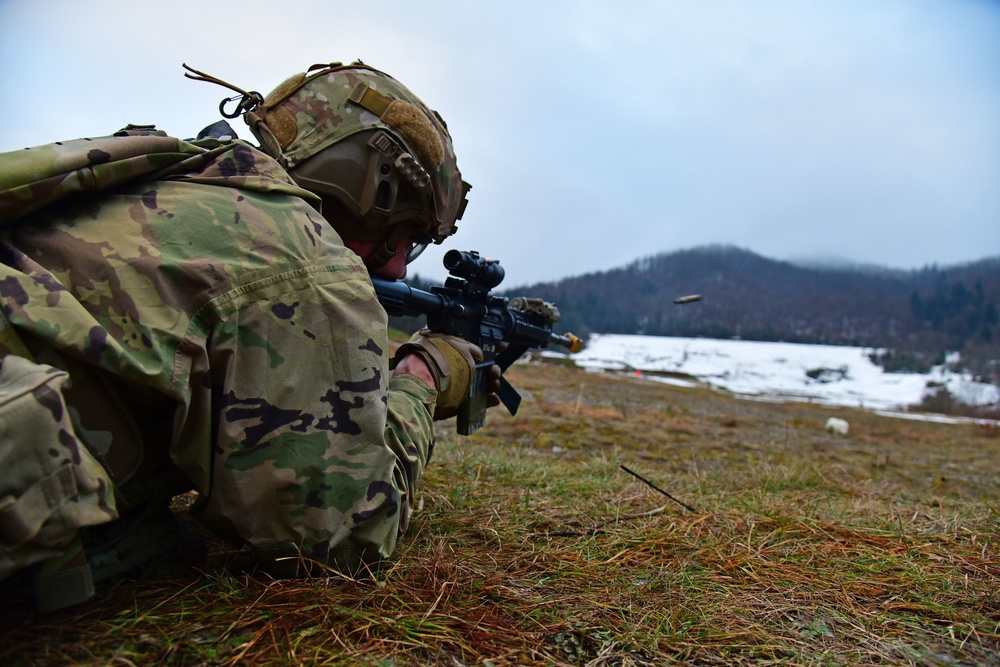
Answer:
[{"left": 0, "top": 61, "right": 484, "bottom": 611}]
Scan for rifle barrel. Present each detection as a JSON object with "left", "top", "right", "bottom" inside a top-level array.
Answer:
[{"left": 552, "top": 331, "right": 584, "bottom": 352}]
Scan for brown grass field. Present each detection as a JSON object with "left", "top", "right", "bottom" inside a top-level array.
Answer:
[{"left": 1, "top": 361, "right": 997, "bottom": 666}]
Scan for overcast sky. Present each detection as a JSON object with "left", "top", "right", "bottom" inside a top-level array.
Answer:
[{"left": 2, "top": 0, "right": 998, "bottom": 286}]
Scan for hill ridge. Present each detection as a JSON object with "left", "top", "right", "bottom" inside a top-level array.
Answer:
[{"left": 502, "top": 245, "right": 1000, "bottom": 379}]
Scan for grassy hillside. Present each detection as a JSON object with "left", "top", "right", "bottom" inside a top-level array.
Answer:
[{"left": 1, "top": 361, "right": 997, "bottom": 666}]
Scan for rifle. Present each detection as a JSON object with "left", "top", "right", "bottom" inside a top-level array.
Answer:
[{"left": 372, "top": 250, "right": 583, "bottom": 435}]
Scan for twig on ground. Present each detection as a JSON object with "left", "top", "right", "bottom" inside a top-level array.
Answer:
[{"left": 620, "top": 465, "right": 698, "bottom": 512}]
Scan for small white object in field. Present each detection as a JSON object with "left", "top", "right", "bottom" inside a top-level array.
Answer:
[{"left": 825, "top": 417, "right": 850, "bottom": 436}]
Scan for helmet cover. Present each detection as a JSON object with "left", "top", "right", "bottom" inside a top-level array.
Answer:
[{"left": 247, "top": 62, "right": 469, "bottom": 243}]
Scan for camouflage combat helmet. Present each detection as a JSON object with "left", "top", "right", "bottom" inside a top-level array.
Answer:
[{"left": 184, "top": 62, "right": 470, "bottom": 268}]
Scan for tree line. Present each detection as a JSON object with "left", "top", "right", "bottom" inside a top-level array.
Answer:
[{"left": 395, "top": 245, "right": 1000, "bottom": 384}]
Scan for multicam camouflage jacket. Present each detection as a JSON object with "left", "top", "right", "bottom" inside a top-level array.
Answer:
[{"left": 0, "top": 127, "right": 438, "bottom": 575}]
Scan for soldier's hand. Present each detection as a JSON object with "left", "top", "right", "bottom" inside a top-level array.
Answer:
[
  {"left": 392, "top": 331, "right": 483, "bottom": 420},
  {"left": 483, "top": 341, "right": 508, "bottom": 408},
  {"left": 391, "top": 353, "right": 436, "bottom": 388}
]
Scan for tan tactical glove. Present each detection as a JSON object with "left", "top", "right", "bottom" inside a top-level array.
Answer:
[{"left": 392, "top": 331, "right": 483, "bottom": 420}]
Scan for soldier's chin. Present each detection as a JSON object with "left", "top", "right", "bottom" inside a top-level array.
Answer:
[{"left": 373, "top": 256, "right": 407, "bottom": 281}]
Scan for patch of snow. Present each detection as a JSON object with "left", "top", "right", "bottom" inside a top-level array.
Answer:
[{"left": 554, "top": 334, "right": 999, "bottom": 423}]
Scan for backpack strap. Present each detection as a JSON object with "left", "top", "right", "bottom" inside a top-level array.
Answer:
[{"left": 31, "top": 537, "right": 94, "bottom": 614}]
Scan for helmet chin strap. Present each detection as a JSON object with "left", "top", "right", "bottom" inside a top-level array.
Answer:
[{"left": 363, "top": 224, "right": 412, "bottom": 271}]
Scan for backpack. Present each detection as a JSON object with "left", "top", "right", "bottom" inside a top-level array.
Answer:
[
  {"left": 0, "top": 126, "right": 233, "bottom": 611},
  {"left": 0, "top": 330, "right": 118, "bottom": 611}
]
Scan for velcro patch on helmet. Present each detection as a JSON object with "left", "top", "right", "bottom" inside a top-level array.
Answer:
[
  {"left": 266, "top": 107, "right": 298, "bottom": 149},
  {"left": 264, "top": 73, "right": 307, "bottom": 148},
  {"left": 264, "top": 72, "right": 307, "bottom": 107},
  {"left": 381, "top": 100, "right": 445, "bottom": 171}
]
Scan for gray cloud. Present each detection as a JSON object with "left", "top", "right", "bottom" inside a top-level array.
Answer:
[{"left": 2, "top": 0, "right": 997, "bottom": 285}]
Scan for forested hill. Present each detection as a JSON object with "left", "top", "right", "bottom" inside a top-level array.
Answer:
[{"left": 504, "top": 245, "right": 1000, "bottom": 375}]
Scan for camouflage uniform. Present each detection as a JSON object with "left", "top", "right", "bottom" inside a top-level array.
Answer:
[{"left": 0, "top": 127, "right": 438, "bottom": 576}]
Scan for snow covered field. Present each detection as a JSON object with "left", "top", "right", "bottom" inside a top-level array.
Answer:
[{"left": 562, "top": 334, "right": 999, "bottom": 422}]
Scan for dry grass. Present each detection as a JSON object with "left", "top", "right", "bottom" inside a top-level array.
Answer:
[{"left": 1, "top": 362, "right": 997, "bottom": 666}]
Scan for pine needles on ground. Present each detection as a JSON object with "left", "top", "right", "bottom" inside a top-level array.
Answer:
[{"left": 1, "top": 363, "right": 997, "bottom": 666}]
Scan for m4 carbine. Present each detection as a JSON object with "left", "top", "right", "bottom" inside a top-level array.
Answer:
[{"left": 371, "top": 250, "right": 582, "bottom": 435}]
